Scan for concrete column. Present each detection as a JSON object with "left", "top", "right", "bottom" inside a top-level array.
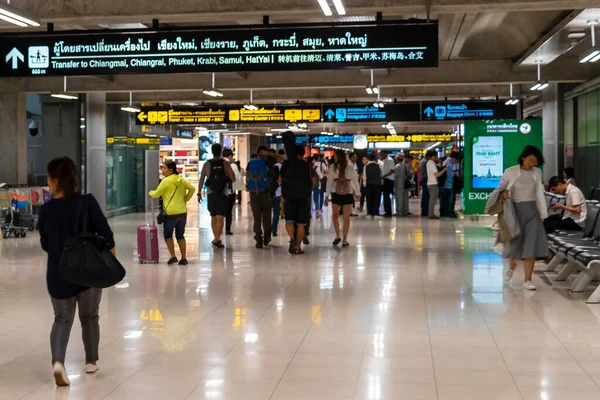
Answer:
[
  {"left": 542, "top": 83, "right": 564, "bottom": 180},
  {"left": 40, "top": 96, "right": 79, "bottom": 170},
  {"left": 0, "top": 93, "right": 27, "bottom": 184},
  {"left": 86, "top": 93, "right": 107, "bottom": 212}
]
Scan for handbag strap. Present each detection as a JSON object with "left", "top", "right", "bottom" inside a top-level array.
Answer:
[
  {"left": 74, "top": 194, "right": 89, "bottom": 234},
  {"left": 164, "top": 182, "right": 179, "bottom": 211}
]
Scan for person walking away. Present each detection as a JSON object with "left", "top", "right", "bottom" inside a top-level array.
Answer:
[
  {"left": 326, "top": 150, "right": 361, "bottom": 246},
  {"left": 440, "top": 152, "right": 459, "bottom": 218},
  {"left": 359, "top": 155, "right": 369, "bottom": 212},
  {"left": 544, "top": 176, "right": 586, "bottom": 233},
  {"left": 426, "top": 150, "right": 448, "bottom": 220},
  {"left": 501, "top": 145, "right": 548, "bottom": 290},
  {"left": 313, "top": 155, "right": 327, "bottom": 218},
  {"left": 39, "top": 157, "right": 116, "bottom": 386},
  {"left": 303, "top": 157, "right": 318, "bottom": 244},
  {"left": 379, "top": 150, "right": 395, "bottom": 217},
  {"left": 223, "top": 148, "right": 241, "bottom": 235},
  {"left": 271, "top": 156, "right": 283, "bottom": 237},
  {"left": 150, "top": 160, "right": 196, "bottom": 264},
  {"left": 280, "top": 135, "right": 315, "bottom": 254},
  {"left": 394, "top": 155, "right": 413, "bottom": 217},
  {"left": 247, "top": 146, "right": 280, "bottom": 248},
  {"left": 349, "top": 153, "right": 360, "bottom": 216},
  {"left": 419, "top": 153, "right": 431, "bottom": 216},
  {"left": 411, "top": 156, "right": 420, "bottom": 198},
  {"left": 235, "top": 161, "right": 245, "bottom": 204},
  {"left": 198, "top": 144, "right": 235, "bottom": 248},
  {"left": 363, "top": 154, "right": 382, "bottom": 218}
]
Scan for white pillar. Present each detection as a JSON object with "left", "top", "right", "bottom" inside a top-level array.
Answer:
[
  {"left": 86, "top": 93, "right": 107, "bottom": 211},
  {"left": 542, "top": 83, "right": 564, "bottom": 180}
]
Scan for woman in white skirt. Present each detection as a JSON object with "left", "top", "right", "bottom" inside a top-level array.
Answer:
[{"left": 500, "top": 145, "right": 548, "bottom": 290}]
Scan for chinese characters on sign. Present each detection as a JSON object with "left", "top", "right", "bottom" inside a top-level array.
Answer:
[{"left": 0, "top": 21, "right": 438, "bottom": 77}]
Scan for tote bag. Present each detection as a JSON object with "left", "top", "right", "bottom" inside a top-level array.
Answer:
[{"left": 59, "top": 195, "right": 126, "bottom": 288}]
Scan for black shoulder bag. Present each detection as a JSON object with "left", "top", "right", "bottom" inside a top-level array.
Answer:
[
  {"left": 59, "top": 195, "right": 126, "bottom": 288},
  {"left": 157, "top": 183, "right": 179, "bottom": 225}
]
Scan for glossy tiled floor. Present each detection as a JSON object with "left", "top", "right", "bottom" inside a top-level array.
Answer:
[{"left": 1, "top": 199, "right": 600, "bottom": 400}]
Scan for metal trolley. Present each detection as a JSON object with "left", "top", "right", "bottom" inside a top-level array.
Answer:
[{"left": 0, "top": 188, "right": 29, "bottom": 239}]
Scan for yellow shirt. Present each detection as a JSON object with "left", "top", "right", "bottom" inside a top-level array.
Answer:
[{"left": 149, "top": 174, "right": 195, "bottom": 215}]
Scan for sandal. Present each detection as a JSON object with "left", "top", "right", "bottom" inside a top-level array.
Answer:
[
  {"left": 212, "top": 240, "right": 225, "bottom": 248},
  {"left": 333, "top": 238, "right": 342, "bottom": 246},
  {"left": 292, "top": 248, "right": 305, "bottom": 255},
  {"left": 342, "top": 242, "right": 350, "bottom": 247},
  {"left": 288, "top": 240, "right": 296, "bottom": 254}
]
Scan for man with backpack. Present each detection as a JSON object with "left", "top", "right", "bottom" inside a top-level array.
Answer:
[
  {"left": 198, "top": 143, "right": 236, "bottom": 248},
  {"left": 246, "top": 146, "right": 281, "bottom": 248},
  {"left": 223, "top": 148, "right": 242, "bottom": 235}
]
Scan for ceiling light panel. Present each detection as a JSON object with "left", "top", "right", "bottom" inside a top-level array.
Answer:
[{"left": 317, "top": 0, "right": 333, "bottom": 16}]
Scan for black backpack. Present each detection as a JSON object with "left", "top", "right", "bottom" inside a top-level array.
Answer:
[{"left": 206, "top": 159, "right": 229, "bottom": 193}]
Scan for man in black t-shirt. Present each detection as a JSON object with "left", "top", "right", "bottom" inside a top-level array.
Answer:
[{"left": 280, "top": 133, "right": 315, "bottom": 254}]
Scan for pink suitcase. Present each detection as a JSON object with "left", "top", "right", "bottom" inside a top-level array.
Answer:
[{"left": 137, "top": 224, "right": 159, "bottom": 264}]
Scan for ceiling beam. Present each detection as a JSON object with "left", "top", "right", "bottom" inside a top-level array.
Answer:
[
  {"left": 512, "top": 10, "right": 580, "bottom": 69},
  {"left": 16, "top": 0, "right": 600, "bottom": 26},
  {"left": 449, "top": 13, "right": 478, "bottom": 60},
  {"left": 105, "top": 85, "right": 515, "bottom": 104},
  {"left": 440, "top": 14, "right": 466, "bottom": 60},
  {"left": 0, "top": 59, "right": 590, "bottom": 95}
]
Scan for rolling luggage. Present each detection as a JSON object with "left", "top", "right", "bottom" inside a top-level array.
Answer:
[
  {"left": 138, "top": 224, "right": 159, "bottom": 264},
  {"left": 138, "top": 203, "right": 159, "bottom": 263}
]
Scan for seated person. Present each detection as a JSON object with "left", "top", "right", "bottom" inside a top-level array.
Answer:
[{"left": 544, "top": 176, "right": 587, "bottom": 233}]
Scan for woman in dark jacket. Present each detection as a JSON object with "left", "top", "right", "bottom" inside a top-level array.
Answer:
[{"left": 38, "top": 157, "right": 116, "bottom": 386}]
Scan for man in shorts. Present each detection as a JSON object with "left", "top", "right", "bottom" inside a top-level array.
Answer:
[
  {"left": 198, "top": 143, "right": 236, "bottom": 248},
  {"left": 280, "top": 139, "right": 316, "bottom": 254}
]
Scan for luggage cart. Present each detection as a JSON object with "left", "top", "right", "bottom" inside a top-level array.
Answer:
[{"left": 0, "top": 189, "right": 29, "bottom": 239}]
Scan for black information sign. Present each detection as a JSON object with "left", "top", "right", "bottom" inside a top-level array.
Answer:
[
  {"left": 136, "top": 102, "right": 422, "bottom": 125},
  {"left": 421, "top": 101, "right": 517, "bottom": 121},
  {"left": 0, "top": 21, "right": 438, "bottom": 77}
]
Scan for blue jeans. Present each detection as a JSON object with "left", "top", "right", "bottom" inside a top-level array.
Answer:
[
  {"left": 271, "top": 196, "right": 281, "bottom": 235},
  {"left": 313, "top": 187, "right": 324, "bottom": 210}
]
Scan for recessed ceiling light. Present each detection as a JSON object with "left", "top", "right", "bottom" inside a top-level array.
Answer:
[
  {"left": 568, "top": 31, "right": 586, "bottom": 39},
  {"left": 316, "top": 0, "right": 332, "bottom": 16}
]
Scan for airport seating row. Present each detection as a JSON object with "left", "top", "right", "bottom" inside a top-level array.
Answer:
[{"left": 544, "top": 192, "right": 600, "bottom": 303}]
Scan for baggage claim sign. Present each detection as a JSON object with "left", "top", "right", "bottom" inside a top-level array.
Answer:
[{"left": 0, "top": 21, "right": 438, "bottom": 77}]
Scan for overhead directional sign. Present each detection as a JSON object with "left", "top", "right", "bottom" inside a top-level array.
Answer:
[
  {"left": 322, "top": 103, "right": 421, "bottom": 123},
  {"left": 421, "top": 101, "right": 516, "bottom": 121},
  {"left": 137, "top": 101, "right": 515, "bottom": 125},
  {"left": 5, "top": 47, "right": 24, "bottom": 69},
  {"left": 367, "top": 133, "right": 454, "bottom": 143},
  {"left": 0, "top": 21, "right": 438, "bottom": 77},
  {"left": 269, "top": 133, "right": 455, "bottom": 145},
  {"left": 137, "top": 103, "right": 423, "bottom": 125},
  {"left": 137, "top": 105, "right": 321, "bottom": 125}
]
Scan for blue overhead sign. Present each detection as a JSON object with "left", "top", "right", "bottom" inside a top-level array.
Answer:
[
  {"left": 313, "top": 135, "right": 354, "bottom": 144},
  {"left": 323, "top": 103, "right": 421, "bottom": 123},
  {"left": 422, "top": 101, "right": 516, "bottom": 121}
]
